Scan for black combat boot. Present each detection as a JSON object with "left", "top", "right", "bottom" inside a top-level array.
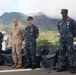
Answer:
[
  {"left": 53, "top": 66, "right": 57, "bottom": 70},
  {"left": 70, "top": 66, "right": 75, "bottom": 74},
  {"left": 56, "top": 66, "right": 66, "bottom": 72},
  {"left": 24, "top": 64, "right": 32, "bottom": 69},
  {"left": 31, "top": 64, "right": 36, "bottom": 69}
]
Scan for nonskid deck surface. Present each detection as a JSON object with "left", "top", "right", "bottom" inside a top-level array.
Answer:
[{"left": 0, "top": 66, "right": 74, "bottom": 75}]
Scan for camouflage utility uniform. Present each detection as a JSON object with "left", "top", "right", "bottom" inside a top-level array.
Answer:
[
  {"left": 24, "top": 24, "right": 39, "bottom": 66},
  {"left": 58, "top": 17, "right": 76, "bottom": 69}
]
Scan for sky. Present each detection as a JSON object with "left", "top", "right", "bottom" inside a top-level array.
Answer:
[{"left": 0, "top": 0, "right": 76, "bottom": 19}]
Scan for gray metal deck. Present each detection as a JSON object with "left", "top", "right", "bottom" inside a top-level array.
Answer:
[{"left": 0, "top": 66, "right": 75, "bottom": 75}]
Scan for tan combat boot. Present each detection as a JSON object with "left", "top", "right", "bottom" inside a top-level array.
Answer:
[
  {"left": 11, "top": 64, "right": 18, "bottom": 68},
  {"left": 16, "top": 64, "right": 22, "bottom": 68}
]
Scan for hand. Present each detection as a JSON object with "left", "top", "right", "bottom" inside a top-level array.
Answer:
[
  {"left": 36, "top": 34, "right": 39, "bottom": 39},
  {"left": 10, "top": 32, "right": 13, "bottom": 36},
  {"left": 1, "top": 38, "right": 4, "bottom": 42}
]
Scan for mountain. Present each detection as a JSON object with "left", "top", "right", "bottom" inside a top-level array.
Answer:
[
  {"left": 33, "top": 12, "right": 59, "bottom": 31},
  {"left": 0, "top": 12, "right": 27, "bottom": 25},
  {"left": 0, "top": 12, "right": 60, "bottom": 31}
]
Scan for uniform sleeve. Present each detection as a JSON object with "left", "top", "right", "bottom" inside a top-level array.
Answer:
[
  {"left": 71, "top": 19, "right": 76, "bottom": 37},
  {"left": 1, "top": 33, "right": 3, "bottom": 38},
  {"left": 35, "top": 26, "right": 39, "bottom": 35},
  {"left": 71, "top": 19, "right": 76, "bottom": 29},
  {"left": 25, "top": 27, "right": 27, "bottom": 36},
  {"left": 57, "top": 22, "right": 60, "bottom": 32},
  {"left": 20, "top": 28, "right": 25, "bottom": 41},
  {"left": 71, "top": 20, "right": 76, "bottom": 33},
  {"left": 0, "top": 32, "right": 4, "bottom": 42},
  {"left": 10, "top": 29, "right": 13, "bottom": 36}
]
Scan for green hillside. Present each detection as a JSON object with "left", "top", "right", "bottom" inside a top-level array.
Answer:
[
  {"left": 0, "top": 12, "right": 59, "bottom": 31},
  {"left": 0, "top": 12, "right": 60, "bottom": 45}
]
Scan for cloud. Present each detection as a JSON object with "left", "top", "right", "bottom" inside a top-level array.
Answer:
[
  {"left": 17, "top": 0, "right": 76, "bottom": 19},
  {"left": 0, "top": 0, "right": 16, "bottom": 15},
  {"left": 0, "top": 0, "right": 14, "bottom": 9},
  {"left": 0, "top": 0, "right": 76, "bottom": 19}
]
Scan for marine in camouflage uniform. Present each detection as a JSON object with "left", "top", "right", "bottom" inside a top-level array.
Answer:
[
  {"left": 11, "top": 19, "right": 25, "bottom": 68},
  {"left": 57, "top": 9, "right": 76, "bottom": 74},
  {"left": 0, "top": 32, "right": 4, "bottom": 63},
  {"left": 24, "top": 17, "right": 39, "bottom": 69}
]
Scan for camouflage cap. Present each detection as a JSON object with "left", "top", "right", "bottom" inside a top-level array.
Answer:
[
  {"left": 27, "top": 16, "right": 33, "bottom": 20},
  {"left": 61, "top": 9, "right": 68, "bottom": 14}
]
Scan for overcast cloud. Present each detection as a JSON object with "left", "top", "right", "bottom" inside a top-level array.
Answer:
[
  {"left": 17, "top": 0, "right": 76, "bottom": 19},
  {"left": 0, "top": 0, "right": 76, "bottom": 19}
]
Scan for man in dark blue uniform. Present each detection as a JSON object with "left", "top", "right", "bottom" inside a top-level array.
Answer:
[
  {"left": 24, "top": 17, "right": 39, "bottom": 69},
  {"left": 0, "top": 32, "right": 4, "bottom": 63},
  {"left": 57, "top": 9, "right": 76, "bottom": 74}
]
